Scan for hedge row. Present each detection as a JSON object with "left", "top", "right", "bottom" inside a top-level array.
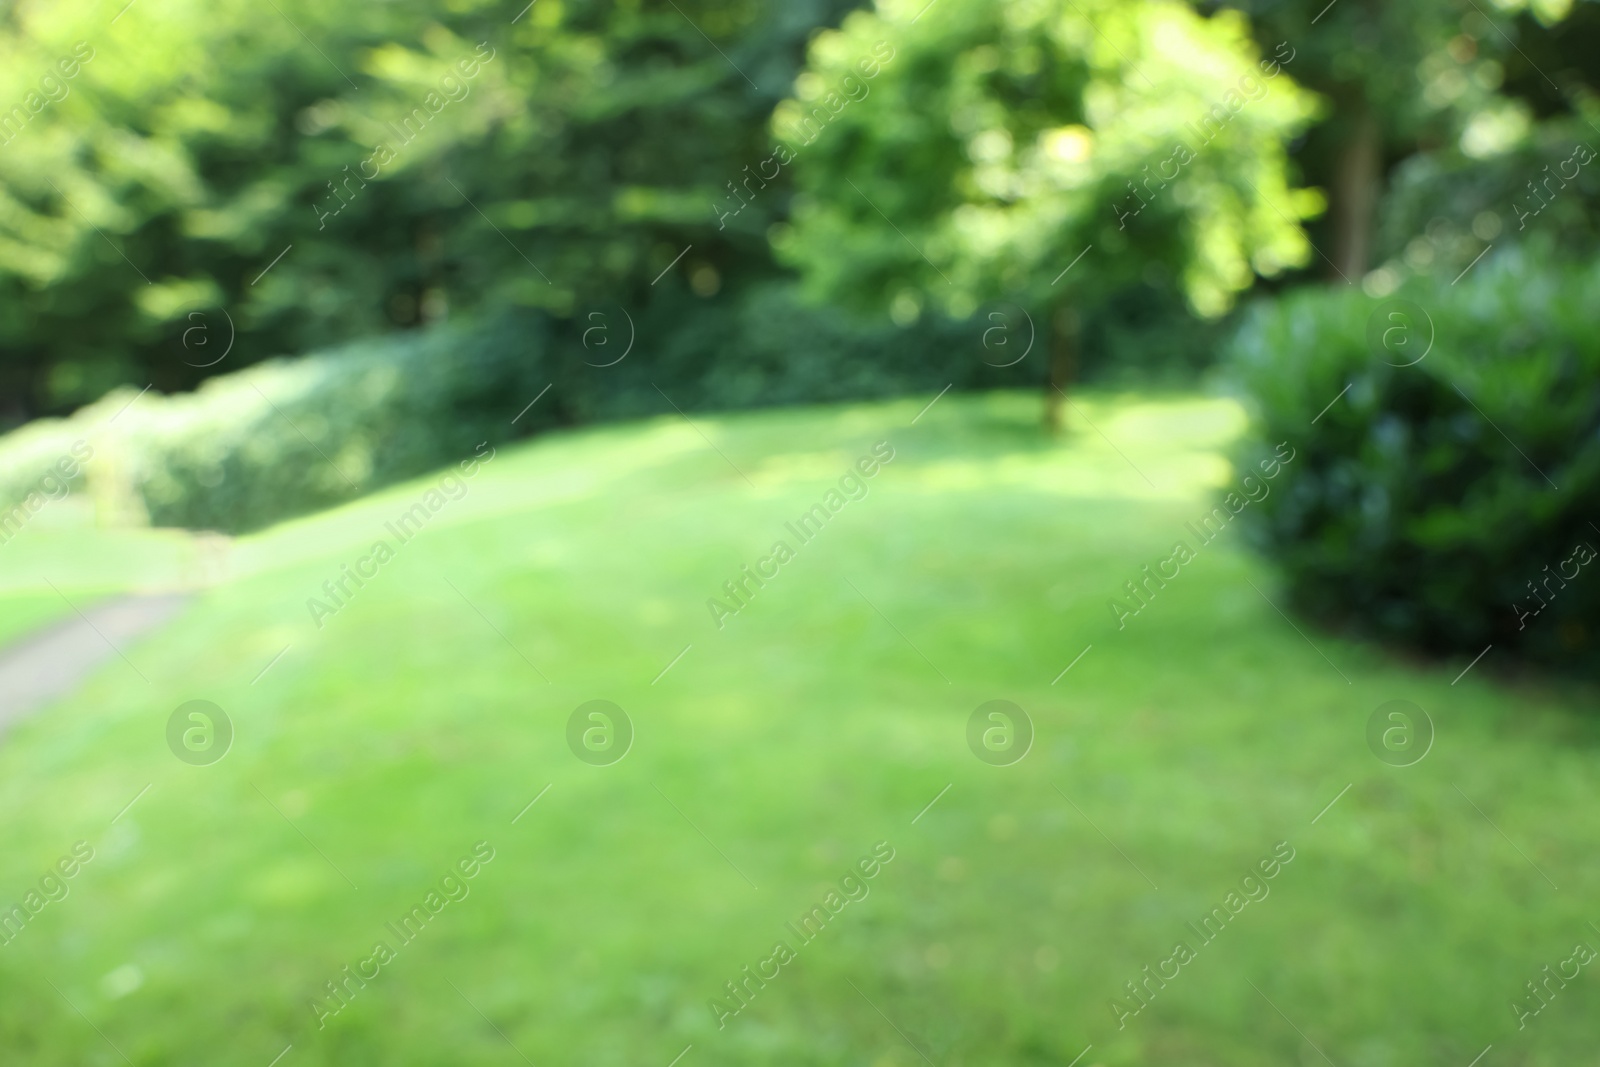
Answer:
[
  {"left": 0, "top": 316, "right": 555, "bottom": 534},
  {"left": 0, "top": 285, "right": 1014, "bottom": 533},
  {"left": 0, "top": 274, "right": 1220, "bottom": 534}
]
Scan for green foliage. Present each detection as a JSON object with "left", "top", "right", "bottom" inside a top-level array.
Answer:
[
  {"left": 552, "top": 283, "right": 1004, "bottom": 423},
  {"left": 1079, "top": 280, "right": 1235, "bottom": 384},
  {"left": 0, "top": 0, "right": 855, "bottom": 419},
  {"left": 127, "top": 316, "right": 557, "bottom": 532},
  {"left": 0, "top": 316, "right": 553, "bottom": 533},
  {"left": 1199, "top": 0, "right": 1510, "bottom": 137},
  {"left": 0, "top": 285, "right": 1043, "bottom": 533},
  {"left": 1374, "top": 116, "right": 1600, "bottom": 280},
  {"left": 1226, "top": 250, "right": 1600, "bottom": 670},
  {"left": 776, "top": 0, "right": 1321, "bottom": 323},
  {"left": 1192, "top": 0, "right": 1539, "bottom": 292},
  {"left": 0, "top": 419, "right": 92, "bottom": 522},
  {"left": 6, "top": 262, "right": 1240, "bottom": 534}
]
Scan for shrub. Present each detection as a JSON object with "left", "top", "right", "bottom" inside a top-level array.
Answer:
[
  {"left": 0, "top": 291, "right": 992, "bottom": 534},
  {"left": 0, "top": 420, "right": 95, "bottom": 541},
  {"left": 128, "top": 315, "right": 560, "bottom": 532},
  {"left": 0, "top": 316, "right": 558, "bottom": 535},
  {"left": 557, "top": 278, "right": 1218, "bottom": 419},
  {"left": 0, "top": 276, "right": 1216, "bottom": 535},
  {"left": 568, "top": 283, "right": 1003, "bottom": 420},
  {"left": 1225, "top": 250, "right": 1600, "bottom": 672}
]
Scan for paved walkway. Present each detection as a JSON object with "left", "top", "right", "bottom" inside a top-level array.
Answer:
[{"left": 0, "top": 594, "right": 190, "bottom": 736}]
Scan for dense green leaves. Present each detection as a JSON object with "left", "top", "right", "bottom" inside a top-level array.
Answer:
[
  {"left": 1225, "top": 250, "right": 1600, "bottom": 670},
  {"left": 0, "top": 0, "right": 854, "bottom": 419},
  {"left": 0, "top": 284, "right": 1014, "bottom": 532},
  {"left": 775, "top": 0, "right": 1321, "bottom": 323}
]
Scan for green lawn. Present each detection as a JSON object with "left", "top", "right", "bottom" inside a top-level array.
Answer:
[
  {"left": 0, "top": 497, "right": 204, "bottom": 649},
  {"left": 0, "top": 590, "right": 77, "bottom": 650},
  {"left": 0, "top": 390, "right": 1596, "bottom": 1066}
]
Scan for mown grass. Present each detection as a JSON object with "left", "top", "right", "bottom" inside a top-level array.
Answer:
[
  {"left": 0, "top": 497, "right": 202, "bottom": 647},
  {"left": 0, "top": 390, "right": 1595, "bottom": 1066}
]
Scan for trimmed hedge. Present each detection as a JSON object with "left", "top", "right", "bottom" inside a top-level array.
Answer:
[
  {"left": 0, "top": 420, "right": 96, "bottom": 540},
  {"left": 0, "top": 287, "right": 1010, "bottom": 533},
  {"left": 129, "top": 315, "right": 559, "bottom": 532},
  {"left": 0, "top": 275, "right": 1218, "bottom": 534},
  {"left": 1225, "top": 250, "right": 1600, "bottom": 671},
  {"left": 0, "top": 317, "right": 557, "bottom": 535}
]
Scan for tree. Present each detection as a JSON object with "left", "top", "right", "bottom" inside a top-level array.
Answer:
[
  {"left": 1198, "top": 0, "right": 1567, "bottom": 280},
  {"left": 0, "top": 0, "right": 858, "bottom": 422},
  {"left": 773, "top": 0, "right": 1321, "bottom": 429}
]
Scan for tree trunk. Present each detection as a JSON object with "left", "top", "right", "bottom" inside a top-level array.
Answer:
[
  {"left": 1329, "top": 93, "right": 1381, "bottom": 282},
  {"left": 1043, "top": 302, "right": 1079, "bottom": 435}
]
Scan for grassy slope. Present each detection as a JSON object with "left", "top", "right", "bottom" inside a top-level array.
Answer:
[{"left": 0, "top": 390, "right": 1595, "bottom": 1067}]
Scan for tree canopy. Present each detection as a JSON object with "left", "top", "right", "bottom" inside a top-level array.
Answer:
[
  {"left": 1, "top": 0, "right": 1596, "bottom": 425},
  {"left": 0, "top": 0, "right": 851, "bottom": 419},
  {"left": 774, "top": 0, "right": 1322, "bottom": 327}
]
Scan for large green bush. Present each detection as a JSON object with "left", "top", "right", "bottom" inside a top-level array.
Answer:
[{"left": 1226, "top": 250, "right": 1599, "bottom": 671}]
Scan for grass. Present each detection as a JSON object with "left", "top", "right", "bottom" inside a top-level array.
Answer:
[
  {"left": 0, "top": 590, "right": 77, "bottom": 649},
  {"left": 0, "top": 497, "right": 204, "bottom": 648},
  {"left": 0, "top": 389, "right": 1596, "bottom": 1066}
]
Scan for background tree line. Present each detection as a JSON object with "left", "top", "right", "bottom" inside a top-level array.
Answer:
[{"left": 0, "top": 0, "right": 1595, "bottom": 426}]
